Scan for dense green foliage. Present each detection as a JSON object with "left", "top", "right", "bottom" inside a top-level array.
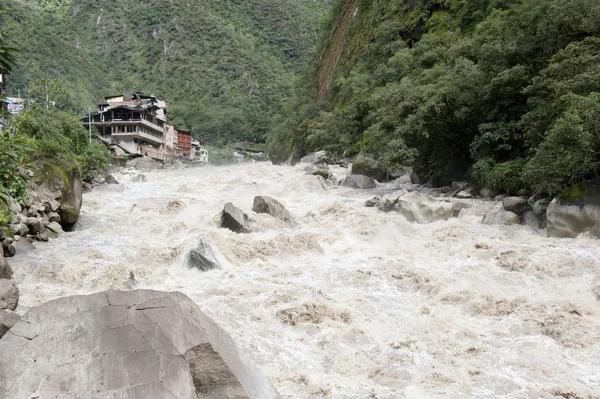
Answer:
[
  {"left": 270, "top": 0, "right": 600, "bottom": 194},
  {"left": 0, "top": 0, "right": 330, "bottom": 145}
]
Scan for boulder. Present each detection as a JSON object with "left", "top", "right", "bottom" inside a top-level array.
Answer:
[
  {"left": 0, "top": 251, "right": 12, "bottom": 280},
  {"left": 377, "top": 190, "right": 405, "bottom": 212},
  {"left": 0, "top": 309, "right": 20, "bottom": 339},
  {"left": 533, "top": 198, "right": 551, "bottom": 229},
  {"left": 8, "top": 223, "right": 28, "bottom": 237},
  {"left": 13, "top": 238, "right": 36, "bottom": 254},
  {"left": 340, "top": 175, "right": 377, "bottom": 190},
  {"left": 482, "top": 206, "right": 520, "bottom": 226},
  {"left": 494, "top": 194, "right": 508, "bottom": 201},
  {"left": 364, "top": 196, "right": 380, "bottom": 208},
  {"left": 47, "top": 221, "right": 64, "bottom": 234},
  {"left": 452, "top": 202, "right": 471, "bottom": 217},
  {"left": 0, "top": 290, "right": 281, "bottom": 399},
  {"left": 522, "top": 210, "right": 541, "bottom": 230},
  {"left": 410, "top": 170, "right": 428, "bottom": 185},
  {"left": 45, "top": 199, "right": 61, "bottom": 213},
  {"left": 47, "top": 211, "right": 61, "bottom": 223},
  {"left": 455, "top": 189, "right": 474, "bottom": 199},
  {"left": 396, "top": 192, "right": 454, "bottom": 223},
  {"left": 0, "top": 279, "right": 18, "bottom": 311},
  {"left": 26, "top": 217, "right": 42, "bottom": 235},
  {"left": 300, "top": 150, "right": 335, "bottom": 165},
  {"left": 58, "top": 165, "right": 83, "bottom": 226},
  {"left": 221, "top": 203, "right": 251, "bottom": 234},
  {"left": 351, "top": 154, "right": 386, "bottom": 181},
  {"left": 3, "top": 245, "right": 15, "bottom": 258},
  {"left": 479, "top": 188, "right": 499, "bottom": 199},
  {"left": 547, "top": 179, "right": 600, "bottom": 238},
  {"left": 185, "top": 238, "right": 222, "bottom": 272},
  {"left": 133, "top": 174, "right": 148, "bottom": 182},
  {"left": 452, "top": 181, "right": 469, "bottom": 191},
  {"left": 105, "top": 172, "right": 119, "bottom": 184},
  {"left": 253, "top": 196, "right": 297, "bottom": 226},
  {"left": 502, "top": 196, "right": 531, "bottom": 216}
]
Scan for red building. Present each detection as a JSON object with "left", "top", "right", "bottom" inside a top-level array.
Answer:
[{"left": 176, "top": 127, "right": 192, "bottom": 159}]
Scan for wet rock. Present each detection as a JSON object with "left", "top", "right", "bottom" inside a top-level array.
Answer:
[
  {"left": 351, "top": 154, "right": 386, "bottom": 181},
  {"left": 0, "top": 290, "right": 281, "bottom": 398},
  {"left": 396, "top": 192, "right": 454, "bottom": 223},
  {"left": 105, "top": 173, "right": 119, "bottom": 184},
  {"left": 13, "top": 239, "right": 35, "bottom": 254},
  {"left": 377, "top": 190, "right": 405, "bottom": 212},
  {"left": 456, "top": 189, "right": 475, "bottom": 199},
  {"left": 185, "top": 237, "right": 222, "bottom": 272},
  {"left": 502, "top": 196, "right": 531, "bottom": 216},
  {"left": 410, "top": 170, "right": 428, "bottom": 185},
  {"left": 133, "top": 174, "right": 147, "bottom": 182},
  {"left": 364, "top": 196, "right": 380, "bottom": 208},
  {"left": 452, "top": 181, "right": 469, "bottom": 191},
  {"left": 58, "top": 164, "right": 83, "bottom": 226},
  {"left": 0, "top": 250, "right": 12, "bottom": 279},
  {"left": 47, "top": 221, "right": 64, "bottom": 235},
  {"left": 8, "top": 223, "right": 28, "bottom": 237},
  {"left": 0, "top": 309, "right": 20, "bottom": 339},
  {"left": 253, "top": 196, "right": 297, "bottom": 226},
  {"left": 547, "top": 178, "right": 600, "bottom": 238},
  {"left": 47, "top": 211, "right": 61, "bottom": 223},
  {"left": 482, "top": 206, "right": 520, "bottom": 226},
  {"left": 533, "top": 198, "right": 551, "bottom": 229},
  {"left": 3, "top": 245, "right": 15, "bottom": 258},
  {"left": 0, "top": 279, "right": 18, "bottom": 311},
  {"left": 45, "top": 199, "right": 61, "bottom": 213},
  {"left": 494, "top": 194, "right": 508, "bottom": 201},
  {"left": 300, "top": 150, "right": 335, "bottom": 165},
  {"left": 522, "top": 210, "right": 541, "bottom": 230},
  {"left": 452, "top": 202, "right": 472, "bottom": 217},
  {"left": 479, "top": 188, "right": 499, "bottom": 199},
  {"left": 26, "top": 217, "right": 42, "bottom": 235},
  {"left": 221, "top": 203, "right": 251, "bottom": 234},
  {"left": 340, "top": 175, "right": 377, "bottom": 190}
]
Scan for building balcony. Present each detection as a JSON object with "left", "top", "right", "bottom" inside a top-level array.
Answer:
[{"left": 111, "top": 131, "right": 163, "bottom": 146}]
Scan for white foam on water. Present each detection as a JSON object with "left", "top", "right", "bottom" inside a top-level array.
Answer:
[{"left": 9, "top": 163, "right": 600, "bottom": 398}]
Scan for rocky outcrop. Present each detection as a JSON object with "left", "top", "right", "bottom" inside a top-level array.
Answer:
[
  {"left": 351, "top": 154, "right": 386, "bottom": 181},
  {"left": 396, "top": 192, "right": 454, "bottom": 223},
  {"left": 340, "top": 175, "right": 377, "bottom": 189},
  {"left": 0, "top": 290, "right": 281, "bottom": 399},
  {"left": 0, "top": 250, "right": 12, "bottom": 279},
  {"left": 221, "top": 203, "right": 251, "bottom": 233},
  {"left": 481, "top": 206, "right": 520, "bottom": 226},
  {"left": 0, "top": 309, "right": 20, "bottom": 339},
  {"left": 547, "top": 179, "right": 600, "bottom": 238},
  {"left": 300, "top": 151, "right": 335, "bottom": 165},
  {"left": 0, "top": 279, "right": 18, "bottom": 311},
  {"left": 58, "top": 165, "right": 83, "bottom": 227},
  {"left": 502, "top": 196, "right": 531, "bottom": 216},
  {"left": 185, "top": 237, "right": 222, "bottom": 272},
  {"left": 253, "top": 196, "right": 297, "bottom": 226}
]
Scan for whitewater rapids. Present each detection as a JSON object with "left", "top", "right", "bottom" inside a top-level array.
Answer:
[{"left": 9, "top": 163, "right": 600, "bottom": 398}]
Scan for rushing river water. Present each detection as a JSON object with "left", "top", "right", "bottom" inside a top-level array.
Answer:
[{"left": 9, "top": 162, "right": 600, "bottom": 398}]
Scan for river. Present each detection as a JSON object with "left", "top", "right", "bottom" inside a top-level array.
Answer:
[{"left": 9, "top": 162, "right": 600, "bottom": 398}]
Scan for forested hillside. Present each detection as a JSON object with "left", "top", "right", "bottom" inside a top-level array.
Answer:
[
  {"left": 0, "top": 0, "right": 330, "bottom": 144},
  {"left": 269, "top": 0, "right": 600, "bottom": 195}
]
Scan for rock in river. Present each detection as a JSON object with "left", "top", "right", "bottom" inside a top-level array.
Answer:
[
  {"left": 253, "top": 196, "right": 297, "bottom": 226},
  {"left": 340, "top": 175, "right": 377, "bottom": 190},
  {"left": 396, "top": 192, "right": 454, "bottom": 223},
  {"left": 0, "top": 279, "right": 18, "bottom": 311},
  {"left": 0, "top": 290, "right": 281, "bottom": 399},
  {"left": 221, "top": 202, "right": 251, "bottom": 234},
  {"left": 547, "top": 178, "right": 600, "bottom": 238}
]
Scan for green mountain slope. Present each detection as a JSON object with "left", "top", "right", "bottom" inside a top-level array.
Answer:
[
  {"left": 0, "top": 0, "right": 330, "bottom": 144},
  {"left": 269, "top": 0, "right": 600, "bottom": 194}
]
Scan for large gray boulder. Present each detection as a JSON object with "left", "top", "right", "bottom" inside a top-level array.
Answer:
[
  {"left": 482, "top": 206, "right": 520, "bottom": 226},
  {"left": 396, "top": 192, "right": 454, "bottom": 223},
  {"left": 351, "top": 154, "right": 386, "bottom": 181},
  {"left": 0, "top": 250, "right": 12, "bottom": 280},
  {"left": 221, "top": 203, "right": 251, "bottom": 234},
  {"left": 300, "top": 151, "right": 335, "bottom": 165},
  {"left": 502, "top": 196, "right": 531, "bottom": 216},
  {"left": 547, "top": 179, "right": 600, "bottom": 238},
  {"left": 532, "top": 198, "right": 551, "bottom": 228},
  {"left": 58, "top": 165, "right": 83, "bottom": 226},
  {"left": 377, "top": 190, "right": 405, "bottom": 212},
  {"left": 0, "top": 279, "right": 18, "bottom": 311},
  {"left": 0, "top": 309, "right": 20, "bottom": 339},
  {"left": 185, "top": 237, "right": 222, "bottom": 272},
  {"left": 0, "top": 290, "right": 281, "bottom": 399},
  {"left": 340, "top": 175, "right": 377, "bottom": 190},
  {"left": 253, "top": 196, "right": 297, "bottom": 226}
]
